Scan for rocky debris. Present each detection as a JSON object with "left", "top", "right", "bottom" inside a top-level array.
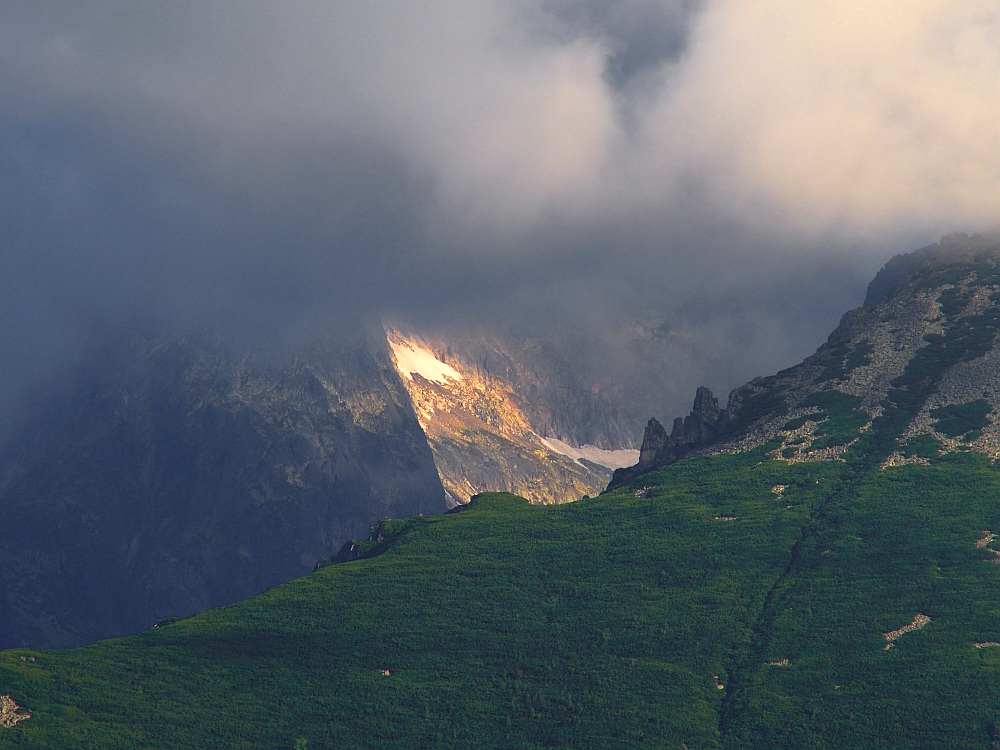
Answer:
[
  {"left": 769, "top": 416, "right": 857, "bottom": 464},
  {"left": 975, "top": 531, "right": 1000, "bottom": 562},
  {"left": 765, "top": 658, "right": 790, "bottom": 667},
  {"left": 884, "top": 614, "right": 930, "bottom": 649},
  {"left": 974, "top": 642, "right": 1000, "bottom": 649},
  {"left": 899, "top": 344, "right": 1000, "bottom": 458},
  {"left": 880, "top": 452, "right": 931, "bottom": 469},
  {"left": 974, "top": 531, "right": 996, "bottom": 549},
  {"left": 864, "top": 232, "right": 1000, "bottom": 307},
  {"left": 0, "top": 695, "right": 30, "bottom": 727}
]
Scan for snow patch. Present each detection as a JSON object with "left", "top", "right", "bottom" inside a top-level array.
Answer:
[
  {"left": 540, "top": 437, "right": 639, "bottom": 470},
  {"left": 389, "top": 338, "right": 463, "bottom": 384}
]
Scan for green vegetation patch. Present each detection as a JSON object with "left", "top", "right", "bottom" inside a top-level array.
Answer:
[
  {"left": 1, "top": 441, "right": 998, "bottom": 749},
  {"left": 915, "top": 266, "right": 968, "bottom": 290},
  {"left": 930, "top": 399, "right": 993, "bottom": 438},
  {"left": 850, "top": 299, "right": 1000, "bottom": 466},
  {"left": 0, "top": 454, "right": 837, "bottom": 750},
  {"left": 938, "top": 286, "right": 973, "bottom": 318},
  {"left": 729, "top": 387, "right": 788, "bottom": 434},
  {"left": 899, "top": 434, "right": 943, "bottom": 459},
  {"left": 782, "top": 415, "right": 811, "bottom": 431},
  {"left": 720, "top": 460, "right": 1000, "bottom": 750},
  {"left": 799, "top": 391, "right": 868, "bottom": 449},
  {"left": 816, "top": 340, "right": 873, "bottom": 382}
]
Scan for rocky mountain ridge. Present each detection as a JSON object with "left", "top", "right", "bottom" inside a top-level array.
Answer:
[
  {"left": 0, "top": 317, "right": 665, "bottom": 648},
  {"left": 7, "top": 231, "right": 998, "bottom": 651},
  {"left": 613, "top": 231, "right": 1000, "bottom": 485},
  {"left": 2, "top": 234, "right": 999, "bottom": 748}
]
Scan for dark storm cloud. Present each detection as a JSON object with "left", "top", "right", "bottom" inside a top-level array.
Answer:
[{"left": 1, "top": 1, "right": 996, "bottom": 420}]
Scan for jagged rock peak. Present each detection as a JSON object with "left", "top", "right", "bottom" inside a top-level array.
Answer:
[
  {"left": 611, "top": 231, "right": 1000, "bottom": 493},
  {"left": 679, "top": 386, "right": 722, "bottom": 442},
  {"left": 637, "top": 417, "right": 669, "bottom": 468},
  {"left": 610, "top": 386, "right": 727, "bottom": 488}
]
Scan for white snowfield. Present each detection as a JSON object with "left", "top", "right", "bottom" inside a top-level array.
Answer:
[
  {"left": 540, "top": 437, "right": 639, "bottom": 470},
  {"left": 389, "top": 338, "right": 463, "bottom": 384}
]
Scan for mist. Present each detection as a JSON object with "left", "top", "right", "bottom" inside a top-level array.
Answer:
[{"left": 1, "top": 1, "right": 995, "bottom": 423}]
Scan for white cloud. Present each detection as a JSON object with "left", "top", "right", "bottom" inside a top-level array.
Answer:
[{"left": 651, "top": 1, "right": 1000, "bottom": 234}]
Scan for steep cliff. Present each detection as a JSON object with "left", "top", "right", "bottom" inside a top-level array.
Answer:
[
  {"left": 0, "top": 326, "right": 446, "bottom": 648},
  {"left": 386, "top": 329, "right": 634, "bottom": 505}
]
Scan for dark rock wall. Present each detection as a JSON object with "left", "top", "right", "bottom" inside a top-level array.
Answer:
[{"left": 0, "top": 328, "right": 445, "bottom": 648}]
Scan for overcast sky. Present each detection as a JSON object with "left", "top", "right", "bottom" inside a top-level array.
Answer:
[{"left": 2, "top": 1, "right": 997, "bottom": 420}]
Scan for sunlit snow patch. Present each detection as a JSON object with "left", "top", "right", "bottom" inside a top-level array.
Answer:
[
  {"left": 388, "top": 338, "right": 463, "bottom": 384},
  {"left": 539, "top": 437, "right": 639, "bottom": 470}
]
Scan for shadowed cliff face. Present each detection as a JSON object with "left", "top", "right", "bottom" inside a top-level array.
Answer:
[{"left": 0, "top": 327, "right": 446, "bottom": 648}]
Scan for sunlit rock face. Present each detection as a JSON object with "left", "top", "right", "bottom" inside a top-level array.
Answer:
[
  {"left": 386, "top": 328, "right": 636, "bottom": 506},
  {"left": 0, "top": 326, "right": 446, "bottom": 648}
]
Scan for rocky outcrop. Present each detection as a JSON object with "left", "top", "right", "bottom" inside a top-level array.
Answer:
[
  {"left": 865, "top": 232, "right": 1000, "bottom": 307},
  {"left": 385, "top": 329, "right": 622, "bottom": 506},
  {"left": 609, "top": 387, "right": 727, "bottom": 488},
  {"left": 636, "top": 417, "right": 669, "bottom": 467}
]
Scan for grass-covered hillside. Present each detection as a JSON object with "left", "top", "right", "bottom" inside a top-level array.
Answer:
[{"left": 0, "top": 439, "right": 998, "bottom": 748}]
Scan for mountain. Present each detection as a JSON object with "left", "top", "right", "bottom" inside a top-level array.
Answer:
[
  {"left": 1, "top": 234, "right": 999, "bottom": 749},
  {"left": 0, "top": 326, "right": 447, "bottom": 649},
  {"left": 0, "top": 298, "right": 701, "bottom": 649},
  {"left": 0, "top": 316, "right": 673, "bottom": 649},
  {"left": 385, "top": 327, "right": 638, "bottom": 506},
  {"left": 614, "top": 231, "right": 1000, "bottom": 484}
]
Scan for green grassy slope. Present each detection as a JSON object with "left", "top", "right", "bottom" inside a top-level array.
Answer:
[
  {"left": 0, "top": 449, "right": 828, "bottom": 749},
  {"left": 1, "top": 440, "right": 996, "bottom": 749},
  {"left": 720, "top": 453, "right": 1000, "bottom": 749}
]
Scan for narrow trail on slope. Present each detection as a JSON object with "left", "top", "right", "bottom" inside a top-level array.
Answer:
[{"left": 716, "top": 465, "right": 861, "bottom": 738}]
